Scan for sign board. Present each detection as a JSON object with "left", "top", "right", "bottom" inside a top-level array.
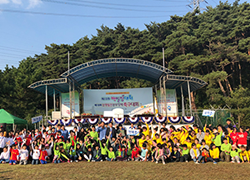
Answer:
[
  {"left": 126, "top": 129, "right": 140, "bottom": 136},
  {"left": 103, "top": 111, "right": 114, "bottom": 117},
  {"left": 83, "top": 88, "right": 153, "bottom": 115},
  {"left": 202, "top": 110, "right": 215, "bottom": 117},
  {"left": 31, "top": 115, "right": 43, "bottom": 124},
  {"left": 61, "top": 92, "right": 80, "bottom": 118},
  {"left": 52, "top": 111, "right": 61, "bottom": 120},
  {"left": 157, "top": 89, "right": 178, "bottom": 117}
]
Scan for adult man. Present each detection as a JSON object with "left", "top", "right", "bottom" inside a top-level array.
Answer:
[
  {"left": 61, "top": 125, "right": 69, "bottom": 141},
  {"left": 96, "top": 122, "right": 107, "bottom": 140},
  {"left": 106, "top": 122, "right": 116, "bottom": 138},
  {"left": 128, "top": 123, "right": 137, "bottom": 130}
]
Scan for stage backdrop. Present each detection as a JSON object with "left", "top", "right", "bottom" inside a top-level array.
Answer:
[
  {"left": 157, "top": 89, "right": 178, "bottom": 117},
  {"left": 61, "top": 92, "right": 80, "bottom": 118},
  {"left": 83, "top": 88, "right": 153, "bottom": 115}
]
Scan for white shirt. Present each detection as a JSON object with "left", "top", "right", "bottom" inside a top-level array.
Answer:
[
  {"left": 0, "top": 146, "right": 10, "bottom": 159},
  {"left": 19, "top": 149, "right": 29, "bottom": 160},
  {"left": 0, "top": 136, "right": 6, "bottom": 148},
  {"left": 31, "top": 149, "right": 40, "bottom": 160}
]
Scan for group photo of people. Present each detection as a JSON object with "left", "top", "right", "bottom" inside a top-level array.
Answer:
[{"left": 0, "top": 119, "right": 249, "bottom": 166}]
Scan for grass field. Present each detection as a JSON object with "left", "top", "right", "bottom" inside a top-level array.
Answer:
[{"left": 1, "top": 161, "right": 249, "bottom": 180}]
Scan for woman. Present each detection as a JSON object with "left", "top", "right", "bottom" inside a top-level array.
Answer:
[
  {"left": 237, "top": 126, "right": 247, "bottom": 147},
  {"left": 196, "top": 128, "right": 205, "bottom": 143}
]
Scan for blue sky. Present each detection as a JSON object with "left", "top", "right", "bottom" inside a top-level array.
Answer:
[{"left": 0, "top": 0, "right": 242, "bottom": 70}]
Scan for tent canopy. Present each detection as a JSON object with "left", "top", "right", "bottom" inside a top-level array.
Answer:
[{"left": 0, "top": 109, "right": 27, "bottom": 124}]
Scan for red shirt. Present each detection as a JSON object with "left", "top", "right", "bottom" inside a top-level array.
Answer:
[
  {"left": 230, "top": 132, "right": 238, "bottom": 145},
  {"left": 131, "top": 147, "right": 140, "bottom": 159},
  {"left": 10, "top": 149, "right": 19, "bottom": 161},
  {"left": 39, "top": 150, "right": 48, "bottom": 161},
  {"left": 237, "top": 132, "right": 247, "bottom": 145}
]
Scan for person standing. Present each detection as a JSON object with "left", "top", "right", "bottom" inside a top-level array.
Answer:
[
  {"left": 96, "top": 122, "right": 107, "bottom": 140},
  {"left": 61, "top": 125, "right": 69, "bottom": 141},
  {"left": 106, "top": 122, "right": 116, "bottom": 139},
  {"left": 0, "top": 131, "right": 6, "bottom": 154}
]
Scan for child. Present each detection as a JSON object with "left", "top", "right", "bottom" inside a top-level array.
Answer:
[
  {"left": 0, "top": 142, "right": 10, "bottom": 164},
  {"left": 201, "top": 148, "right": 210, "bottom": 163},
  {"left": 171, "top": 145, "right": 180, "bottom": 162},
  {"left": 220, "top": 138, "right": 232, "bottom": 162},
  {"left": 239, "top": 145, "right": 249, "bottom": 163},
  {"left": 84, "top": 146, "right": 93, "bottom": 162},
  {"left": 116, "top": 145, "right": 127, "bottom": 161},
  {"left": 106, "top": 147, "right": 116, "bottom": 161},
  {"left": 184, "top": 137, "right": 192, "bottom": 150},
  {"left": 199, "top": 140, "right": 209, "bottom": 151},
  {"left": 31, "top": 142, "right": 40, "bottom": 165},
  {"left": 230, "top": 145, "right": 241, "bottom": 163},
  {"left": 209, "top": 143, "right": 220, "bottom": 164},
  {"left": 39, "top": 145, "right": 48, "bottom": 164},
  {"left": 76, "top": 143, "right": 84, "bottom": 161},
  {"left": 99, "top": 138, "right": 109, "bottom": 161},
  {"left": 139, "top": 143, "right": 148, "bottom": 161},
  {"left": 190, "top": 143, "right": 202, "bottom": 164},
  {"left": 69, "top": 143, "right": 78, "bottom": 162},
  {"left": 19, "top": 144, "right": 28, "bottom": 165},
  {"left": 179, "top": 144, "right": 189, "bottom": 162},
  {"left": 155, "top": 143, "right": 165, "bottom": 164},
  {"left": 131, "top": 145, "right": 140, "bottom": 161},
  {"left": 92, "top": 145, "right": 102, "bottom": 162},
  {"left": 9, "top": 144, "right": 19, "bottom": 165}
]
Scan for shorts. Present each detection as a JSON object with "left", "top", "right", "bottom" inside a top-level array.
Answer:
[
  {"left": 238, "top": 144, "right": 247, "bottom": 147},
  {"left": 9, "top": 160, "right": 16, "bottom": 164}
]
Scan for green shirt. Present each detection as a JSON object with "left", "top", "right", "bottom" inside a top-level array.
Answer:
[
  {"left": 212, "top": 131, "right": 222, "bottom": 146},
  {"left": 105, "top": 147, "right": 116, "bottom": 159},
  {"left": 230, "top": 149, "right": 241, "bottom": 157},
  {"left": 221, "top": 143, "right": 232, "bottom": 155},
  {"left": 179, "top": 146, "right": 190, "bottom": 156},
  {"left": 99, "top": 139, "right": 109, "bottom": 155},
  {"left": 89, "top": 131, "right": 98, "bottom": 141}
]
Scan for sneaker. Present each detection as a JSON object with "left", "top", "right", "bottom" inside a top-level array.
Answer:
[
  {"left": 156, "top": 161, "right": 158, "bottom": 164},
  {"left": 13, "top": 163, "right": 16, "bottom": 165},
  {"left": 88, "top": 160, "right": 90, "bottom": 162},
  {"left": 163, "top": 161, "right": 165, "bottom": 165},
  {"left": 67, "top": 160, "right": 70, "bottom": 163},
  {"left": 186, "top": 160, "right": 188, "bottom": 163},
  {"left": 75, "top": 160, "right": 78, "bottom": 162},
  {"left": 100, "top": 160, "right": 103, "bottom": 162},
  {"left": 195, "top": 161, "right": 199, "bottom": 164},
  {"left": 237, "top": 162, "right": 240, "bottom": 164},
  {"left": 70, "top": 160, "right": 73, "bottom": 163},
  {"left": 231, "top": 161, "right": 235, "bottom": 163}
]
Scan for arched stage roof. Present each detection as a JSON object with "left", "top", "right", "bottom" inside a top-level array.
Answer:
[{"left": 28, "top": 58, "right": 207, "bottom": 96}]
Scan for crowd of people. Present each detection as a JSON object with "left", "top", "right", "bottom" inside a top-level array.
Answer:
[{"left": 0, "top": 119, "right": 250, "bottom": 165}]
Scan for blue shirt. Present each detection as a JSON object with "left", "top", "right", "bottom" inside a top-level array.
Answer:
[
  {"left": 61, "top": 129, "right": 69, "bottom": 140},
  {"left": 96, "top": 127, "right": 107, "bottom": 140}
]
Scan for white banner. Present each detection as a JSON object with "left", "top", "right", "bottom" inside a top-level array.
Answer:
[
  {"left": 126, "top": 129, "right": 140, "bottom": 136},
  {"left": 61, "top": 92, "right": 80, "bottom": 118},
  {"left": 83, "top": 88, "right": 153, "bottom": 115},
  {"left": 157, "top": 89, "right": 178, "bottom": 117},
  {"left": 31, "top": 115, "right": 43, "bottom": 124},
  {"left": 202, "top": 110, "right": 215, "bottom": 117}
]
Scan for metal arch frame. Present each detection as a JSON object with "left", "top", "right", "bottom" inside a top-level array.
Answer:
[
  {"left": 60, "top": 58, "right": 174, "bottom": 78},
  {"left": 28, "top": 78, "right": 68, "bottom": 91}
]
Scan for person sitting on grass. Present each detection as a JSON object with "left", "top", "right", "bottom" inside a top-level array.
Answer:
[
  {"left": 201, "top": 148, "right": 210, "bottom": 163},
  {"left": 190, "top": 143, "right": 202, "bottom": 164},
  {"left": 230, "top": 144, "right": 241, "bottom": 163},
  {"left": 116, "top": 145, "right": 128, "bottom": 161},
  {"left": 19, "top": 144, "right": 28, "bottom": 165},
  {"left": 39, "top": 145, "right": 48, "bottom": 164},
  {"left": 220, "top": 138, "right": 232, "bottom": 162},
  {"left": 139, "top": 143, "right": 148, "bottom": 162},
  {"left": 155, "top": 143, "right": 165, "bottom": 164},
  {"left": 106, "top": 146, "right": 116, "bottom": 161},
  {"left": 0, "top": 141, "right": 10, "bottom": 164},
  {"left": 239, "top": 145, "right": 249, "bottom": 163},
  {"left": 131, "top": 144, "right": 140, "bottom": 161},
  {"left": 171, "top": 145, "right": 180, "bottom": 162},
  {"left": 179, "top": 144, "right": 189, "bottom": 162},
  {"left": 92, "top": 145, "right": 102, "bottom": 162},
  {"left": 209, "top": 143, "right": 220, "bottom": 164},
  {"left": 84, "top": 146, "right": 93, "bottom": 162}
]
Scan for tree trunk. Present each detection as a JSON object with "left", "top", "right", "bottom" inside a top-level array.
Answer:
[
  {"left": 218, "top": 80, "right": 227, "bottom": 97},
  {"left": 238, "top": 62, "right": 242, "bottom": 86}
]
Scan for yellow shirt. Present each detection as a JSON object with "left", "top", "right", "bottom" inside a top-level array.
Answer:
[
  {"left": 240, "top": 150, "right": 249, "bottom": 161},
  {"left": 190, "top": 135, "right": 196, "bottom": 144},
  {"left": 194, "top": 128, "right": 198, "bottom": 134},
  {"left": 184, "top": 141, "right": 192, "bottom": 150},
  {"left": 204, "top": 134, "right": 213, "bottom": 146},
  {"left": 138, "top": 139, "right": 146, "bottom": 148},
  {"left": 209, "top": 148, "right": 219, "bottom": 159},
  {"left": 142, "top": 123, "right": 150, "bottom": 137},
  {"left": 196, "top": 144, "right": 201, "bottom": 150}
]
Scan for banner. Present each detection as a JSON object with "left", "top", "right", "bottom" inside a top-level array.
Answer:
[
  {"left": 126, "top": 129, "right": 140, "bottom": 136},
  {"left": 157, "top": 89, "right": 178, "bottom": 117},
  {"left": 31, "top": 115, "right": 43, "bottom": 124},
  {"left": 202, "top": 110, "right": 215, "bottom": 117},
  {"left": 61, "top": 92, "right": 80, "bottom": 118},
  {"left": 83, "top": 88, "right": 153, "bottom": 115}
]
